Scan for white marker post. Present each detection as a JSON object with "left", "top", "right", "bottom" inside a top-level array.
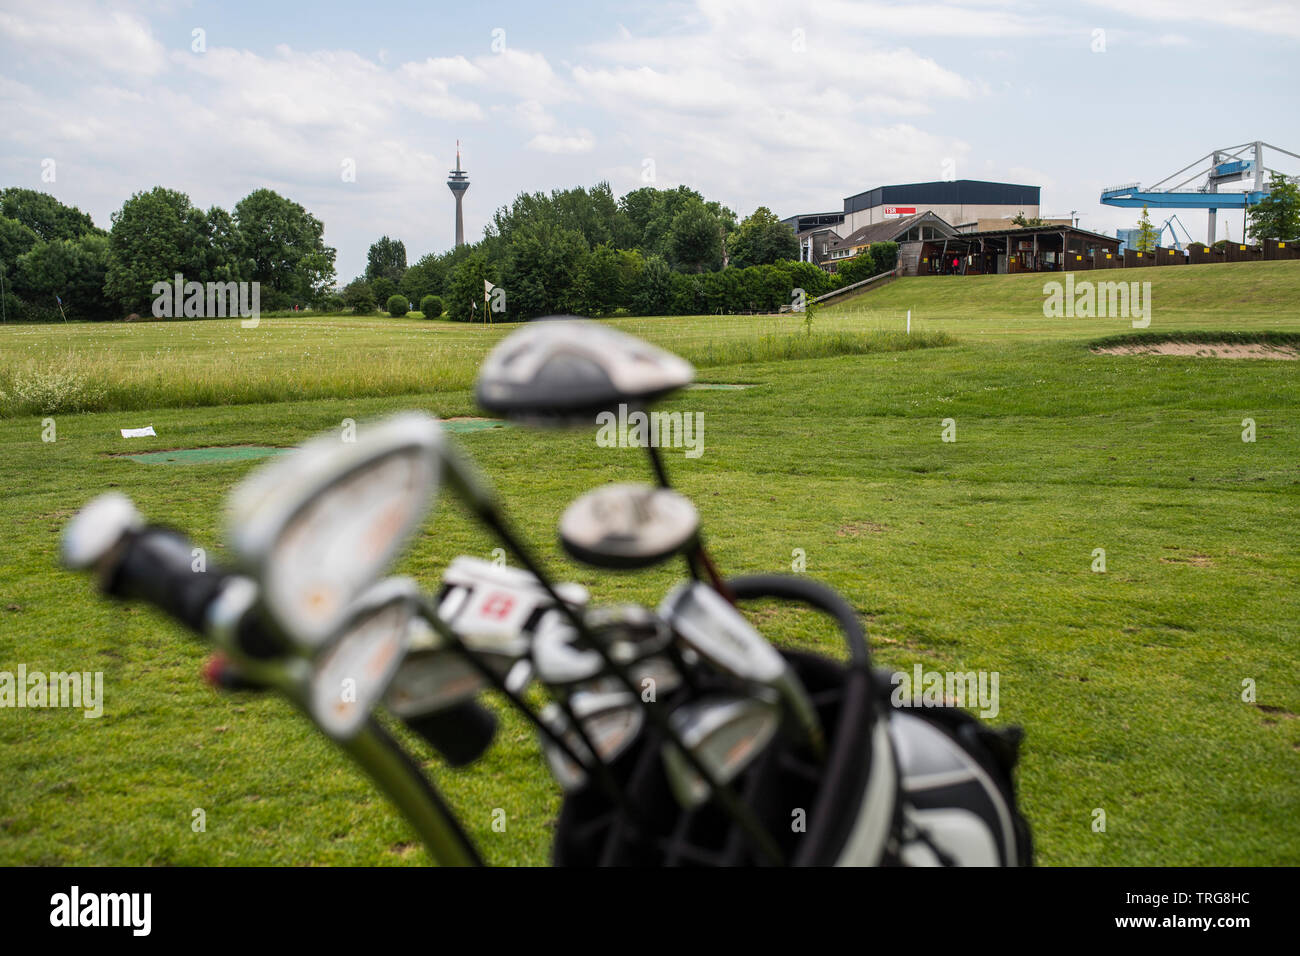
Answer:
[{"left": 906, "top": 310, "right": 911, "bottom": 335}]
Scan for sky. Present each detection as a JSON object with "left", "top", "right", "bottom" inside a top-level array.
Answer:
[{"left": 2, "top": 0, "right": 1298, "bottom": 281}]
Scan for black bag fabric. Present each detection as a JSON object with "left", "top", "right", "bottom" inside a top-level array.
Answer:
[{"left": 552, "top": 652, "right": 1031, "bottom": 866}]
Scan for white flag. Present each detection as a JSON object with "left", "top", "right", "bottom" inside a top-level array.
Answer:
[{"left": 484, "top": 279, "right": 492, "bottom": 302}]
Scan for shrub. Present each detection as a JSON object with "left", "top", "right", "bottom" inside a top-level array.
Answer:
[
  {"left": 386, "top": 294, "right": 409, "bottom": 317},
  {"left": 316, "top": 295, "right": 346, "bottom": 314},
  {"left": 836, "top": 251, "right": 877, "bottom": 285},
  {"left": 2, "top": 360, "right": 106, "bottom": 415},
  {"left": 869, "top": 241, "right": 899, "bottom": 273},
  {"left": 419, "top": 294, "right": 443, "bottom": 318},
  {"left": 341, "top": 279, "right": 375, "bottom": 315}
]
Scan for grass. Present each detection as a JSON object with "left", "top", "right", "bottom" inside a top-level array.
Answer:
[
  {"left": 1, "top": 259, "right": 1298, "bottom": 866},
  {"left": 0, "top": 313, "right": 953, "bottom": 417},
  {"left": 826, "top": 259, "right": 1300, "bottom": 339}
]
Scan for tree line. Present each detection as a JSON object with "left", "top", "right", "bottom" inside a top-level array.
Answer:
[
  {"left": 347, "top": 183, "right": 896, "bottom": 321},
  {"left": 0, "top": 181, "right": 901, "bottom": 323},
  {"left": 0, "top": 187, "right": 334, "bottom": 322}
]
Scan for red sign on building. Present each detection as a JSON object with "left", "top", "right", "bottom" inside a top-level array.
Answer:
[{"left": 882, "top": 206, "right": 917, "bottom": 218}]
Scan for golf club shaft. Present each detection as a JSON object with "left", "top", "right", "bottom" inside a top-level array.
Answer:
[
  {"left": 644, "top": 443, "right": 737, "bottom": 599},
  {"left": 343, "top": 717, "right": 482, "bottom": 866}
]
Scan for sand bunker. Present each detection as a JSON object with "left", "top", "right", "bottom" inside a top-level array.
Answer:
[{"left": 1093, "top": 342, "right": 1298, "bottom": 360}]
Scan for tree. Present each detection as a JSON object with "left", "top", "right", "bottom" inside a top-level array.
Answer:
[
  {"left": 633, "top": 255, "right": 674, "bottom": 315},
  {"left": 341, "top": 278, "right": 375, "bottom": 314},
  {"left": 445, "top": 251, "right": 493, "bottom": 322},
  {"left": 104, "top": 187, "right": 212, "bottom": 314},
  {"left": 366, "top": 236, "right": 408, "bottom": 284},
  {"left": 499, "top": 221, "right": 588, "bottom": 318},
  {"left": 0, "top": 188, "right": 100, "bottom": 242},
  {"left": 16, "top": 233, "right": 112, "bottom": 321},
  {"left": 729, "top": 207, "right": 799, "bottom": 268},
  {"left": 669, "top": 198, "right": 724, "bottom": 273},
  {"left": 0, "top": 217, "right": 39, "bottom": 265},
  {"left": 1135, "top": 205, "right": 1158, "bottom": 253},
  {"left": 1247, "top": 172, "right": 1300, "bottom": 242},
  {"left": 1011, "top": 211, "right": 1046, "bottom": 228},
  {"left": 371, "top": 276, "right": 398, "bottom": 305},
  {"left": 401, "top": 252, "right": 449, "bottom": 304},
  {"left": 573, "top": 243, "right": 622, "bottom": 316},
  {"left": 234, "top": 189, "right": 336, "bottom": 306}
]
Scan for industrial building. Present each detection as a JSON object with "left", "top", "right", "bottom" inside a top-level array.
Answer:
[{"left": 786, "top": 178, "right": 1056, "bottom": 271}]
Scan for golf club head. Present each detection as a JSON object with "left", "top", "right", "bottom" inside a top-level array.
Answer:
[
  {"left": 560, "top": 483, "right": 699, "bottom": 570},
  {"left": 532, "top": 603, "right": 679, "bottom": 693},
  {"left": 660, "top": 581, "right": 825, "bottom": 757},
  {"left": 308, "top": 577, "right": 417, "bottom": 740},
  {"left": 540, "top": 691, "right": 644, "bottom": 791},
  {"left": 475, "top": 318, "right": 695, "bottom": 425},
  {"left": 661, "top": 694, "right": 781, "bottom": 810},
  {"left": 225, "top": 412, "right": 445, "bottom": 651}
]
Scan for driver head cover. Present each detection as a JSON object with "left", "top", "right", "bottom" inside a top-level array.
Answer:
[{"left": 475, "top": 317, "right": 694, "bottom": 423}]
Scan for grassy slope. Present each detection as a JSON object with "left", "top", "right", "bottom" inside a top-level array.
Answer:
[
  {"left": 1, "top": 261, "right": 1298, "bottom": 865},
  {"left": 826, "top": 260, "right": 1300, "bottom": 339}
]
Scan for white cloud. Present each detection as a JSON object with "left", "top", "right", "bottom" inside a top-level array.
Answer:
[
  {"left": 0, "top": 2, "right": 167, "bottom": 76},
  {"left": 1082, "top": 0, "right": 1300, "bottom": 38},
  {"left": 527, "top": 131, "right": 596, "bottom": 154}
]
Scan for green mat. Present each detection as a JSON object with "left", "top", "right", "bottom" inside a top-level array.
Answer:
[
  {"left": 119, "top": 419, "right": 509, "bottom": 465},
  {"left": 122, "top": 446, "right": 283, "bottom": 465}
]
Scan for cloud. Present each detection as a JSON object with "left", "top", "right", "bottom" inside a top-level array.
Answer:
[
  {"left": 527, "top": 131, "right": 596, "bottom": 154},
  {"left": 0, "top": 2, "right": 168, "bottom": 76},
  {"left": 572, "top": 0, "right": 979, "bottom": 214},
  {"left": 1082, "top": 0, "right": 1300, "bottom": 38}
]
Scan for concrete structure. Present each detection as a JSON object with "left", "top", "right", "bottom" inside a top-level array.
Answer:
[{"left": 446, "top": 141, "right": 470, "bottom": 247}]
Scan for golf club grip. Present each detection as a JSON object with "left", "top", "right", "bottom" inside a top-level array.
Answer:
[
  {"left": 104, "top": 527, "right": 228, "bottom": 635},
  {"left": 403, "top": 700, "right": 498, "bottom": 767}
]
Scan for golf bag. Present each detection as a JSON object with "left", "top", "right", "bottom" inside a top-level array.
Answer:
[{"left": 553, "top": 576, "right": 1032, "bottom": 867}]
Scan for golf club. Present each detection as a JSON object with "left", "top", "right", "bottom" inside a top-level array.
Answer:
[
  {"left": 559, "top": 483, "right": 700, "bottom": 570},
  {"left": 539, "top": 691, "right": 644, "bottom": 791},
  {"left": 660, "top": 693, "right": 782, "bottom": 810},
  {"left": 660, "top": 580, "right": 825, "bottom": 759},
  {"left": 474, "top": 317, "right": 733, "bottom": 593}
]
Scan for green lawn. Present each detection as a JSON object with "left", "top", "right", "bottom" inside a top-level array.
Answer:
[{"left": 1, "top": 260, "right": 1298, "bottom": 865}]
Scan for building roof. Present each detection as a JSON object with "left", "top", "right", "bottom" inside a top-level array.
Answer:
[
  {"left": 960, "top": 223, "right": 1121, "bottom": 245},
  {"left": 825, "top": 211, "right": 956, "bottom": 250},
  {"left": 843, "top": 179, "right": 1040, "bottom": 214}
]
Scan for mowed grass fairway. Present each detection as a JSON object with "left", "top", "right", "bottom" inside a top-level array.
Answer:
[{"left": 1, "top": 260, "right": 1298, "bottom": 865}]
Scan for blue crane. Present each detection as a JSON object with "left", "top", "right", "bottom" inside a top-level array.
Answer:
[{"left": 1101, "top": 141, "right": 1300, "bottom": 243}]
